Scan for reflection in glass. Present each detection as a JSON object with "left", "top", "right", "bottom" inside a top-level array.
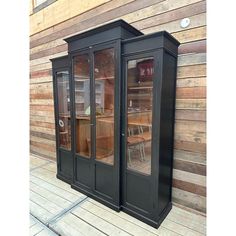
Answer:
[
  {"left": 126, "top": 57, "right": 154, "bottom": 175},
  {"left": 56, "top": 71, "right": 71, "bottom": 150},
  {"left": 94, "top": 48, "right": 115, "bottom": 165},
  {"left": 74, "top": 54, "right": 91, "bottom": 158}
]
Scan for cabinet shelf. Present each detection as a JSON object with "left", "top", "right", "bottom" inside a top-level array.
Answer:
[
  {"left": 95, "top": 76, "right": 114, "bottom": 80},
  {"left": 59, "top": 114, "right": 71, "bottom": 118},
  {"left": 128, "top": 94, "right": 152, "bottom": 99},
  {"left": 58, "top": 81, "right": 69, "bottom": 84},
  {"left": 75, "top": 75, "right": 90, "bottom": 81},
  {"left": 128, "top": 86, "right": 152, "bottom": 90}
]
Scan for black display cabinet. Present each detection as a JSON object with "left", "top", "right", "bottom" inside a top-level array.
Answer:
[{"left": 51, "top": 20, "right": 180, "bottom": 228}]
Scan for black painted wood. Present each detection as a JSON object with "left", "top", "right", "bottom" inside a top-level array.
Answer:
[
  {"left": 64, "top": 19, "right": 142, "bottom": 52},
  {"left": 51, "top": 20, "right": 180, "bottom": 228},
  {"left": 121, "top": 33, "right": 179, "bottom": 226},
  {"left": 51, "top": 56, "right": 73, "bottom": 184}
]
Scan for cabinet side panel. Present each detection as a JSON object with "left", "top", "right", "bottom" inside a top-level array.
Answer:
[{"left": 158, "top": 51, "right": 177, "bottom": 215}]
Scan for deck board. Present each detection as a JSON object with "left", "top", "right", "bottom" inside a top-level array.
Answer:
[
  {"left": 36, "top": 230, "right": 58, "bottom": 236},
  {"left": 71, "top": 207, "right": 133, "bottom": 236},
  {"left": 30, "top": 181, "right": 72, "bottom": 208},
  {"left": 41, "top": 162, "right": 57, "bottom": 172},
  {"left": 50, "top": 213, "right": 106, "bottom": 236},
  {"left": 30, "top": 215, "right": 58, "bottom": 236},
  {"left": 30, "top": 154, "right": 206, "bottom": 236},
  {"left": 81, "top": 200, "right": 180, "bottom": 236},
  {"left": 31, "top": 168, "right": 85, "bottom": 197},
  {"left": 30, "top": 190, "right": 63, "bottom": 214},
  {"left": 171, "top": 206, "right": 206, "bottom": 225},
  {"left": 88, "top": 199, "right": 205, "bottom": 236},
  {"left": 78, "top": 201, "right": 167, "bottom": 236},
  {"left": 30, "top": 223, "right": 44, "bottom": 235},
  {"left": 50, "top": 218, "right": 87, "bottom": 236},
  {"left": 167, "top": 209, "right": 206, "bottom": 234},
  {"left": 30, "top": 154, "right": 51, "bottom": 170},
  {"left": 30, "top": 175, "right": 79, "bottom": 202},
  {"left": 30, "top": 200, "right": 54, "bottom": 223},
  {"left": 30, "top": 216, "right": 37, "bottom": 228}
]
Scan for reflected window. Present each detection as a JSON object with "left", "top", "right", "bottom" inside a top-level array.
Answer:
[
  {"left": 56, "top": 71, "right": 71, "bottom": 150},
  {"left": 94, "top": 48, "right": 115, "bottom": 165},
  {"left": 126, "top": 57, "right": 154, "bottom": 175},
  {"left": 74, "top": 54, "right": 91, "bottom": 158}
]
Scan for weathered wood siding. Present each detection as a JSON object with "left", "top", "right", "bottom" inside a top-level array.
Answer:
[{"left": 30, "top": 0, "right": 206, "bottom": 213}]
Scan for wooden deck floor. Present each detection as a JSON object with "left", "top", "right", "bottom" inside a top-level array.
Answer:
[{"left": 30, "top": 154, "right": 206, "bottom": 236}]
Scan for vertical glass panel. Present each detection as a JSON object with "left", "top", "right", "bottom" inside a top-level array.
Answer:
[
  {"left": 126, "top": 57, "right": 154, "bottom": 175},
  {"left": 56, "top": 71, "right": 71, "bottom": 150},
  {"left": 74, "top": 54, "right": 91, "bottom": 158},
  {"left": 94, "top": 48, "right": 115, "bottom": 165}
]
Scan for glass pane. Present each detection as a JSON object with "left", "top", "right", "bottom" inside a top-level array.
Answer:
[
  {"left": 74, "top": 54, "right": 91, "bottom": 158},
  {"left": 126, "top": 57, "right": 154, "bottom": 175},
  {"left": 94, "top": 48, "right": 115, "bottom": 165},
  {"left": 56, "top": 71, "right": 71, "bottom": 150}
]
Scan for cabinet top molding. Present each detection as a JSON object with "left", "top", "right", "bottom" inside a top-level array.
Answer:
[
  {"left": 64, "top": 19, "right": 143, "bottom": 43},
  {"left": 62, "top": 19, "right": 180, "bottom": 55}
]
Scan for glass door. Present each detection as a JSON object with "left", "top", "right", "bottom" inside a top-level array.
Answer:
[
  {"left": 126, "top": 57, "right": 153, "bottom": 175},
  {"left": 72, "top": 44, "right": 120, "bottom": 209},
  {"left": 54, "top": 69, "right": 73, "bottom": 181},
  {"left": 73, "top": 52, "right": 92, "bottom": 189},
  {"left": 94, "top": 48, "right": 115, "bottom": 165},
  {"left": 92, "top": 47, "right": 118, "bottom": 203},
  {"left": 74, "top": 54, "right": 91, "bottom": 158},
  {"left": 121, "top": 53, "right": 158, "bottom": 221},
  {"left": 56, "top": 70, "right": 71, "bottom": 151}
]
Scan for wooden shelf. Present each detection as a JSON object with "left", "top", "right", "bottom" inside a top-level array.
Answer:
[
  {"left": 95, "top": 76, "right": 114, "bottom": 80},
  {"left": 58, "top": 80, "right": 69, "bottom": 84},
  {"left": 128, "top": 94, "right": 152, "bottom": 99},
  {"left": 60, "top": 131, "right": 68, "bottom": 134},
  {"left": 127, "top": 110, "right": 151, "bottom": 114},
  {"left": 128, "top": 86, "right": 152, "bottom": 90},
  {"left": 59, "top": 114, "right": 71, "bottom": 118},
  {"left": 75, "top": 75, "right": 89, "bottom": 80},
  {"left": 76, "top": 116, "right": 90, "bottom": 120}
]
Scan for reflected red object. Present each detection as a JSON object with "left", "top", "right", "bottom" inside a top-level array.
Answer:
[{"left": 137, "top": 59, "right": 154, "bottom": 82}]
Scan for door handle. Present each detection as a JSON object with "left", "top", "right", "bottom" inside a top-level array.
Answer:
[{"left": 121, "top": 133, "right": 125, "bottom": 136}]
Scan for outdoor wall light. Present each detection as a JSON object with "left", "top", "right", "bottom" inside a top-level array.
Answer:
[{"left": 180, "top": 18, "right": 191, "bottom": 28}]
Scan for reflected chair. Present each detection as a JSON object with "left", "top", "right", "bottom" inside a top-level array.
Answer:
[{"left": 127, "top": 127, "right": 145, "bottom": 165}]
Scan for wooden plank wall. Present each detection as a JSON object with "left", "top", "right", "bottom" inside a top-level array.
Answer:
[{"left": 30, "top": 0, "right": 206, "bottom": 213}]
